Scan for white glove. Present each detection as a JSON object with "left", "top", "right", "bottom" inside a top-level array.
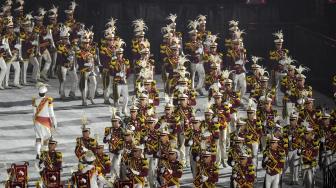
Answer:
[
  {"left": 50, "top": 175, "right": 56, "bottom": 181},
  {"left": 160, "top": 167, "right": 165, "bottom": 173},
  {"left": 80, "top": 178, "right": 87, "bottom": 184},
  {"left": 188, "top": 140, "right": 193, "bottom": 146},
  {"left": 14, "top": 44, "right": 21, "bottom": 50},
  {"left": 201, "top": 175, "right": 208, "bottom": 182},
  {"left": 31, "top": 40, "right": 38, "bottom": 46},
  {"left": 82, "top": 146, "right": 88, "bottom": 152},
  {"left": 321, "top": 137, "right": 325, "bottom": 143},
  {"left": 196, "top": 156, "right": 200, "bottom": 161},
  {"left": 131, "top": 168, "right": 140, "bottom": 175},
  {"left": 143, "top": 136, "right": 148, "bottom": 141},
  {"left": 84, "top": 63, "right": 91, "bottom": 67},
  {"left": 106, "top": 134, "right": 111, "bottom": 140}
]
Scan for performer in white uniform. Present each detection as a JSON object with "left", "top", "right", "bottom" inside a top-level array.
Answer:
[{"left": 32, "top": 82, "right": 57, "bottom": 158}]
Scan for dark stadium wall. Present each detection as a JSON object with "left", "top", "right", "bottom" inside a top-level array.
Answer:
[{"left": 18, "top": 0, "right": 336, "bottom": 97}]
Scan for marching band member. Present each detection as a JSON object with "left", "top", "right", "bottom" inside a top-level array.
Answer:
[
  {"left": 20, "top": 13, "right": 40, "bottom": 85},
  {"left": 72, "top": 150, "right": 112, "bottom": 188},
  {"left": 94, "top": 145, "right": 112, "bottom": 177},
  {"left": 32, "top": 82, "right": 57, "bottom": 159},
  {"left": 110, "top": 39, "right": 130, "bottom": 114},
  {"left": 37, "top": 138, "right": 62, "bottom": 187},
  {"left": 100, "top": 19, "right": 117, "bottom": 104},
  {"left": 287, "top": 111, "right": 304, "bottom": 185},
  {"left": 231, "top": 146, "right": 255, "bottom": 188},
  {"left": 269, "top": 30, "right": 289, "bottom": 87},
  {"left": 185, "top": 20, "right": 205, "bottom": 95},
  {"left": 46, "top": 5, "right": 59, "bottom": 78},
  {"left": 124, "top": 144, "right": 149, "bottom": 188},
  {"left": 299, "top": 120, "right": 319, "bottom": 188},
  {"left": 103, "top": 108, "right": 124, "bottom": 179},
  {"left": 226, "top": 29, "right": 246, "bottom": 70},
  {"left": 33, "top": 8, "right": 53, "bottom": 81},
  {"left": 158, "top": 98, "right": 180, "bottom": 143},
  {"left": 210, "top": 91, "right": 231, "bottom": 167},
  {"left": 77, "top": 29, "right": 97, "bottom": 106},
  {"left": 262, "top": 135, "right": 286, "bottom": 188},
  {"left": 321, "top": 111, "right": 336, "bottom": 166},
  {"left": 75, "top": 125, "right": 98, "bottom": 162},
  {"left": 194, "top": 150, "right": 219, "bottom": 188},
  {"left": 244, "top": 98, "right": 263, "bottom": 171},
  {"left": 56, "top": 24, "right": 77, "bottom": 100},
  {"left": 3, "top": 16, "right": 22, "bottom": 89},
  {"left": 257, "top": 94, "right": 278, "bottom": 150},
  {"left": 132, "top": 19, "right": 149, "bottom": 63},
  {"left": 281, "top": 59, "right": 297, "bottom": 122},
  {"left": 159, "top": 148, "right": 183, "bottom": 188},
  {"left": 174, "top": 93, "right": 193, "bottom": 167},
  {"left": 203, "top": 35, "right": 223, "bottom": 91},
  {"left": 246, "top": 56, "right": 262, "bottom": 93}
]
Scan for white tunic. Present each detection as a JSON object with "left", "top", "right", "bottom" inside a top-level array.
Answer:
[{"left": 32, "top": 96, "right": 57, "bottom": 140}]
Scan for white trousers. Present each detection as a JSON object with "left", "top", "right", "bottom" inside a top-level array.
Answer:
[
  {"left": 219, "top": 128, "right": 228, "bottom": 164},
  {"left": 0, "top": 57, "right": 8, "bottom": 87},
  {"left": 103, "top": 76, "right": 113, "bottom": 101},
  {"left": 117, "top": 84, "right": 129, "bottom": 113},
  {"left": 274, "top": 72, "right": 284, "bottom": 106},
  {"left": 110, "top": 153, "right": 121, "bottom": 178},
  {"left": 190, "top": 63, "right": 205, "bottom": 90},
  {"left": 29, "top": 57, "right": 41, "bottom": 82},
  {"left": 38, "top": 49, "right": 52, "bottom": 78},
  {"left": 265, "top": 173, "right": 280, "bottom": 188},
  {"left": 58, "top": 66, "right": 78, "bottom": 97},
  {"left": 288, "top": 149, "right": 300, "bottom": 182},
  {"left": 302, "top": 167, "right": 314, "bottom": 188},
  {"left": 80, "top": 72, "right": 97, "bottom": 103},
  {"left": 233, "top": 73, "right": 246, "bottom": 98},
  {"left": 34, "top": 122, "right": 51, "bottom": 155},
  {"left": 252, "top": 142, "right": 259, "bottom": 171},
  {"left": 4, "top": 58, "right": 20, "bottom": 87},
  {"left": 148, "top": 156, "right": 158, "bottom": 188}
]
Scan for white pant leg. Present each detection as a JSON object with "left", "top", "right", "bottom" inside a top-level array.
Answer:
[
  {"left": 118, "top": 84, "right": 129, "bottom": 113},
  {"left": 41, "top": 50, "right": 51, "bottom": 76},
  {"left": 148, "top": 157, "right": 158, "bottom": 188},
  {"left": 220, "top": 128, "right": 227, "bottom": 163},
  {"left": 88, "top": 75, "right": 97, "bottom": 99},
  {"left": 69, "top": 69, "right": 78, "bottom": 94},
  {"left": 11, "top": 61, "right": 20, "bottom": 85},
  {"left": 0, "top": 58, "right": 8, "bottom": 87},
  {"left": 252, "top": 142, "right": 259, "bottom": 171},
  {"left": 237, "top": 73, "right": 246, "bottom": 97},
  {"left": 303, "top": 168, "right": 314, "bottom": 188},
  {"left": 195, "top": 63, "right": 205, "bottom": 90},
  {"left": 265, "top": 173, "right": 280, "bottom": 188},
  {"left": 30, "top": 56, "right": 40, "bottom": 81},
  {"left": 59, "top": 66, "right": 68, "bottom": 96},
  {"left": 21, "top": 59, "right": 29, "bottom": 84},
  {"left": 104, "top": 76, "right": 113, "bottom": 101},
  {"left": 4, "top": 61, "right": 12, "bottom": 87},
  {"left": 190, "top": 63, "right": 197, "bottom": 89},
  {"left": 111, "top": 153, "right": 121, "bottom": 178}
]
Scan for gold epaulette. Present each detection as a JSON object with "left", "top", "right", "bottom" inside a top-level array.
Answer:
[
  {"left": 103, "top": 154, "right": 110, "bottom": 161},
  {"left": 56, "top": 151, "right": 63, "bottom": 160},
  {"left": 124, "top": 59, "right": 130, "bottom": 65},
  {"left": 76, "top": 137, "right": 81, "bottom": 145},
  {"left": 90, "top": 138, "right": 97, "bottom": 145}
]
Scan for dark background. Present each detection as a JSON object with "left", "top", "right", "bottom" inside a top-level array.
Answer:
[{"left": 6, "top": 0, "right": 336, "bottom": 97}]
